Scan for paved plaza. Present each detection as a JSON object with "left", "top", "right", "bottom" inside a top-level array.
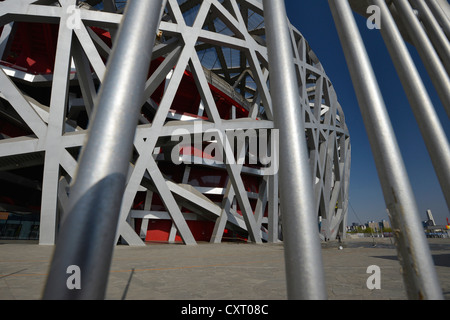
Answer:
[{"left": 0, "top": 237, "right": 449, "bottom": 300}]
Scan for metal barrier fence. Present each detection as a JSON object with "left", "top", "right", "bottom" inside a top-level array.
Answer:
[
  {"left": 329, "top": 0, "right": 447, "bottom": 300},
  {"left": 41, "top": 0, "right": 447, "bottom": 300}
]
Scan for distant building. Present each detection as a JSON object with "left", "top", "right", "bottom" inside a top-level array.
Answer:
[
  {"left": 367, "top": 221, "right": 379, "bottom": 232},
  {"left": 424, "top": 225, "right": 449, "bottom": 238},
  {"left": 426, "top": 209, "right": 436, "bottom": 226},
  {"left": 422, "top": 209, "right": 449, "bottom": 238},
  {"left": 347, "top": 222, "right": 366, "bottom": 232},
  {"left": 347, "top": 219, "right": 391, "bottom": 233},
  {"left": 380, "top": 220, "right": 390, "bottom": 230}
]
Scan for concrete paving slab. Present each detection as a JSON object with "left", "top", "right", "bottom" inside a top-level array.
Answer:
[{"left": 0, "top": 237, "right": 448, "bottom": 300}]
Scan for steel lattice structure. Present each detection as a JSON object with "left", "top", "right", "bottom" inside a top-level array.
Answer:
[{"left": 0, "top": 0, "right": 350, "bottom": 247}]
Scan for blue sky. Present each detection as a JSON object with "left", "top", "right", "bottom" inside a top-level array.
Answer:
[{"left": 284, "top": 1, "right": 450, "bottom": 225}]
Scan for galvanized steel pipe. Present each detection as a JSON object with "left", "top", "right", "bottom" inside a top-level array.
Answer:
[
  {"left": 393, "top": 0, "right": 450, "bottom": 118},
  {"left": 43, "top": 0, "right": 165, "bottom": 299},
  {"left": 373, "top": 0, "right": 450, "bottom": 211},
  {"left": 329, "top": 0, "right": 443, "bottom": 300},
  {"left": 263, "top": 0, "right": 327, "bottom": 300}
]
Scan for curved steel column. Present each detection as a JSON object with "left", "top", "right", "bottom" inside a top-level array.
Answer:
[
  {"left": 409, "top": 0, "right": 450, "bottom": 74},
  {"left": 329, "top": 0, "right": 443, "bottom": 300},
  {"left": 372, "top": 0, "right": 450, "bottom": 211},
  {"left": 393, "top": 0, "right": 450, "bottom": 118},
  {"left": 425, "top": 0, "right": 450, "bottom": 39},
  {"left": 43, "top": 0, "right": 165, "bottom": 300},
  {"left": 263, "top": 0, "right": 327, "bottom": 300}
]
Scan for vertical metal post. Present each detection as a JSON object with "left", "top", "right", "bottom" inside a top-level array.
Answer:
[
  {"left": 372, "top": 0, "right": 450, "bottom": 210},
  {"left": 329, "top": 0, "right": 443, "bottom": 300},
  {"left": 263, "top": 0, "right": 327, "bottom": 300},
  {"left": 43, "top": 0, "right": 165, "bottom": 299},
  {"left": 392, "top": 0, "right": 450, "bottom": 118}
]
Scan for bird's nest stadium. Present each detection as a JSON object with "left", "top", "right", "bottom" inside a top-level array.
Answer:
[{"left": 0, "top": 0, "right": 350, "bottom": 246}]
